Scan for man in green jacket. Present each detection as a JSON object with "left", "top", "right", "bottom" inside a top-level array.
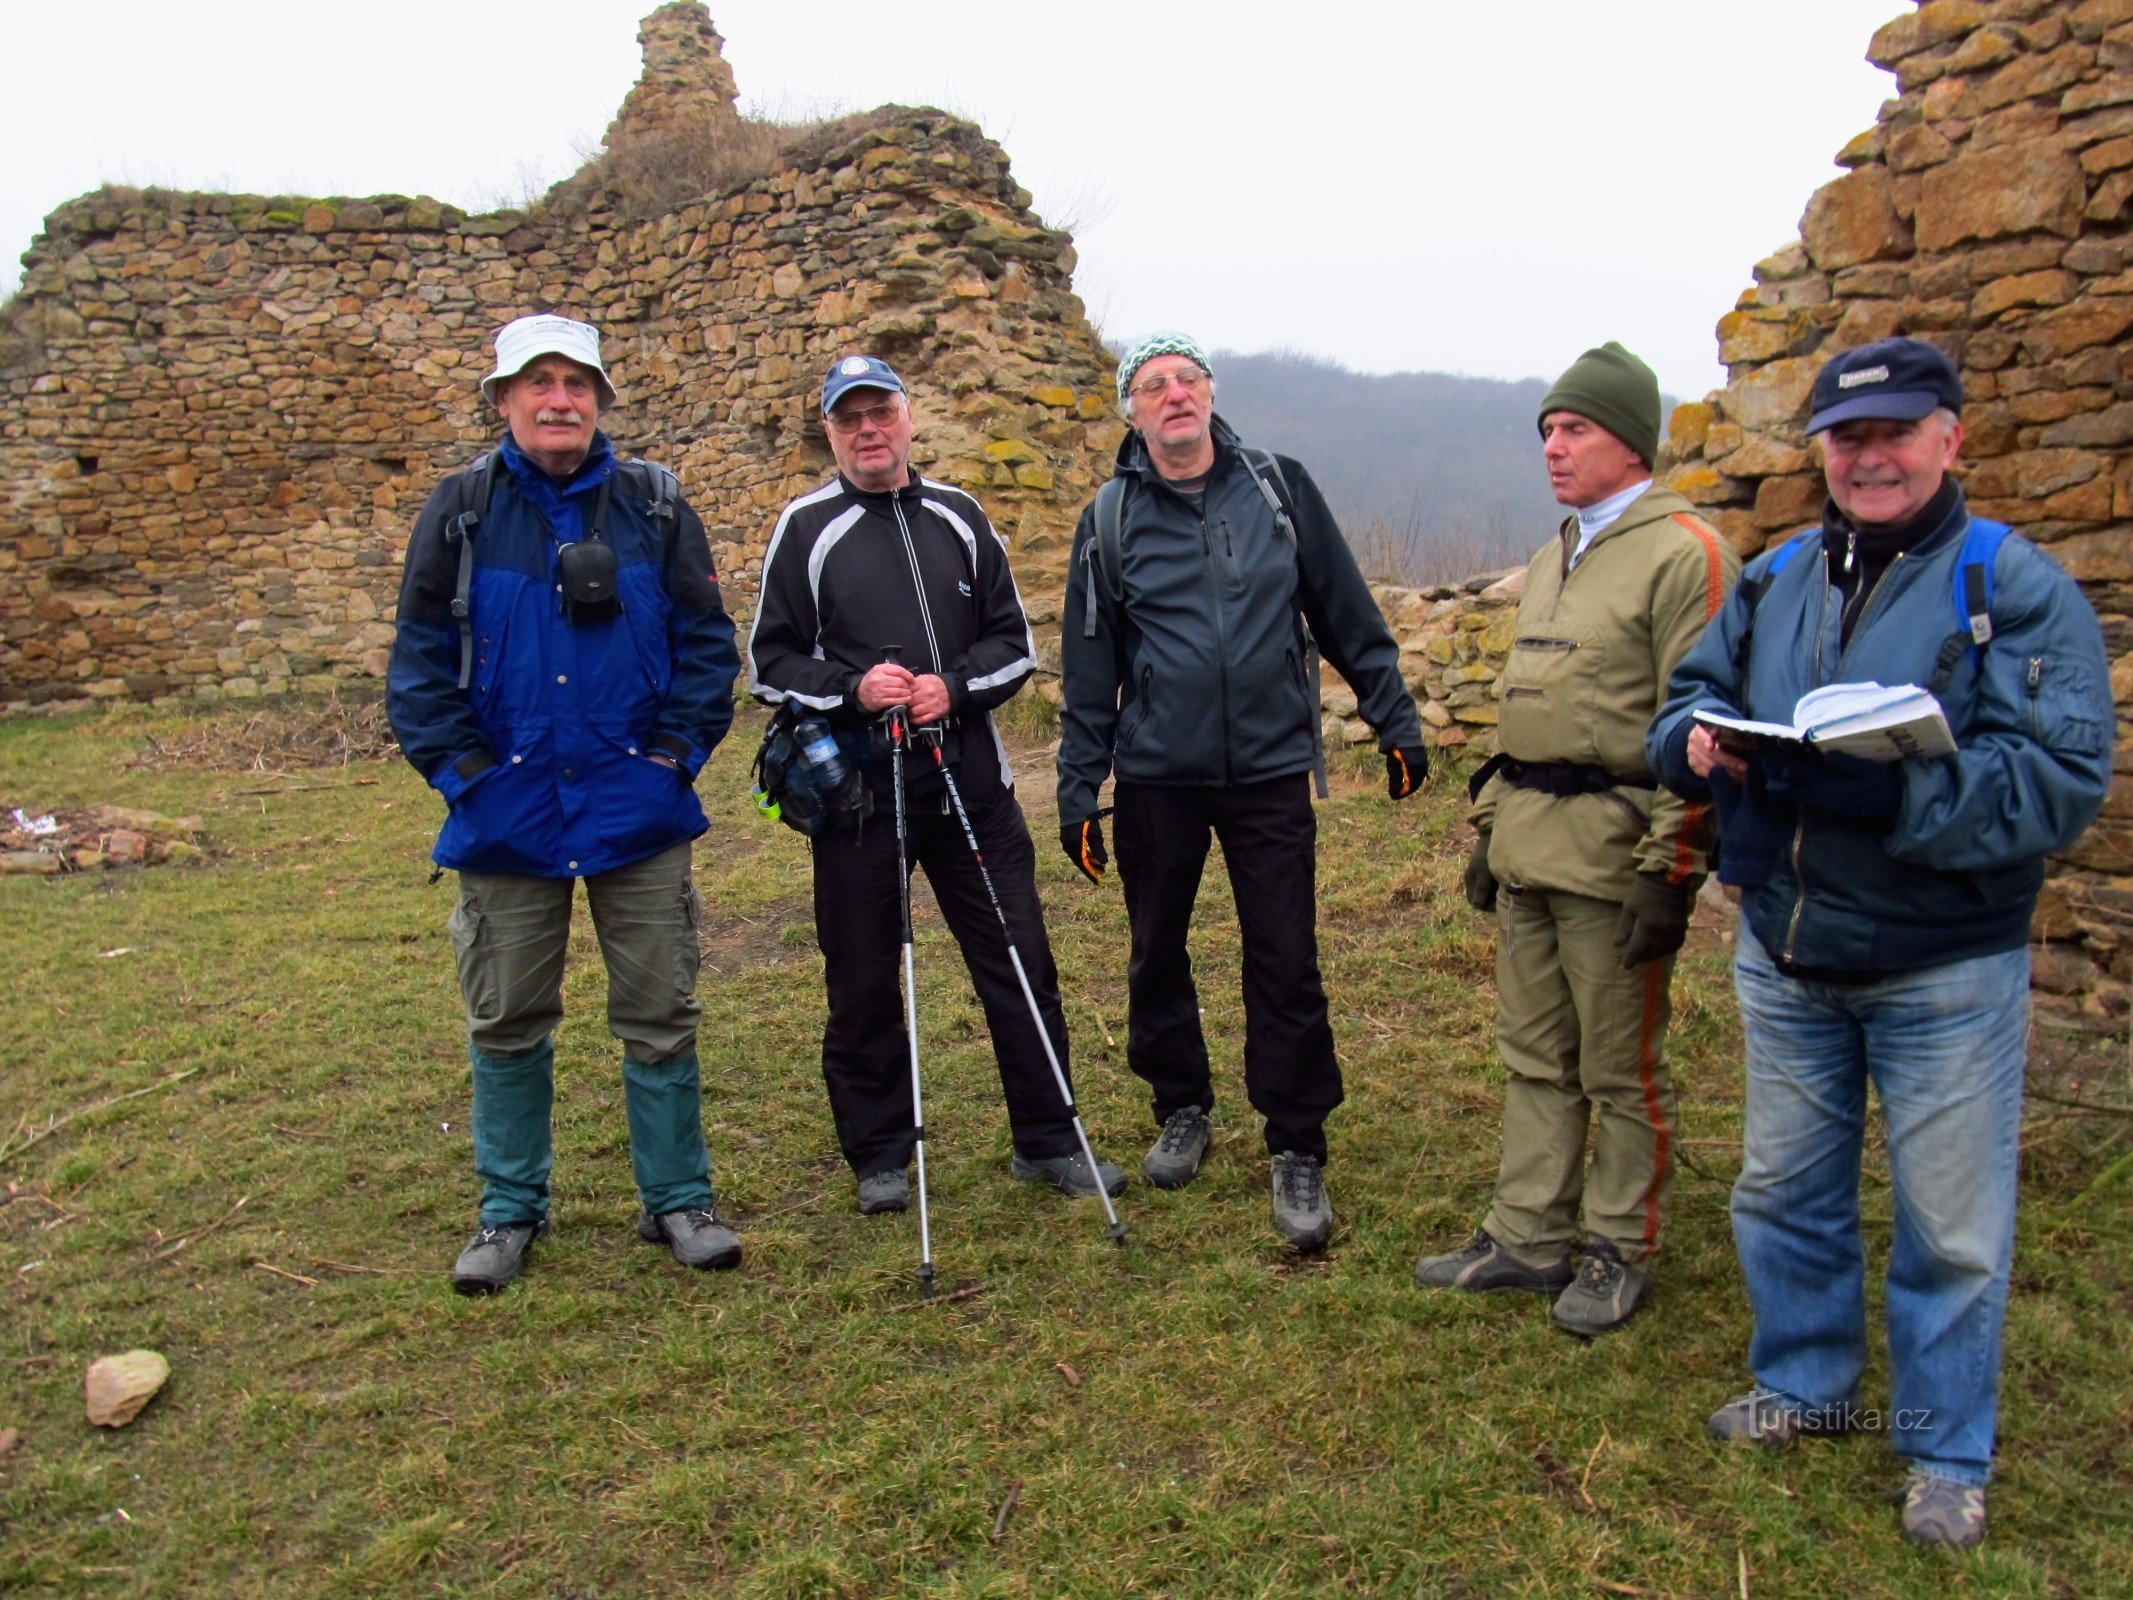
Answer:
[{"left": 1413, "top": 342, "right": 1738, "bottom": 1335}]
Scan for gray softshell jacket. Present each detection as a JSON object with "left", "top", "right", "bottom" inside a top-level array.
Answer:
[{"left": 1056, "top": 416, "right": 1421, "bottom": 824}]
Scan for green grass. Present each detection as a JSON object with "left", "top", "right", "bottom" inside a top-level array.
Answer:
[{"left": 1, "top": 701, "right": 2128, "bottom": 1599}]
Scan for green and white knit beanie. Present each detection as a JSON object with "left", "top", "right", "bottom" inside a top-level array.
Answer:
[{"left": 1116, "top": 330, "right": 1213, "bottom": 404}]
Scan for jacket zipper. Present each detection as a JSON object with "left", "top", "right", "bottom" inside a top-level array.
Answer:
[
  {"left": 1781, "top": 548, "right": 1904, "bottom": 965},
  {"left": 889, "top": 496, "right": 944, "bottom": 676},
  {"left": 1198, "top": 502, "right": 1234, "bottom": 784}
]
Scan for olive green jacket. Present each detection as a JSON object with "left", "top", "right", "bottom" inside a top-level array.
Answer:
[{"left": 1473, "top": 483, "right": 1740, "bottom": 901}]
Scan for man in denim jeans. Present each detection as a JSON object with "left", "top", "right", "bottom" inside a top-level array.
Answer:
[{"left": 1648, "top": 339, "right": 2113, "bottom": 1549}]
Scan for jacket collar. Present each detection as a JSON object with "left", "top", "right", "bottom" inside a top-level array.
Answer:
[
  {"left": 836, "top": 469, "right": 926, "bottom": 507},
  {"left": 1112, "top": 412, "right": 1248, "bottom": 485},
  {"left": 498, "top": 429, "right": 614, "bottom": 495},
  {"left": 1819, "top": 475, "right": 1966, "bottom": 564}
]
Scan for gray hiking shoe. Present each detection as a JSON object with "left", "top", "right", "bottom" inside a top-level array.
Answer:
[
  {"left": 1707, "top": 1388, "right": 1858, "bottom": 1449},
  {"left": 1551, "top": 1239, "right": 1648, "bottom": 1336},
  {"left": 1412, "top": 1228, "right": 1574, "bottom": 1293},
  {"left": 857, "top": 1168, "right": 910, "bottom": 1215},
  {"left": 1902, "top": 1469, "right": 1986, "bottom": 1550},
  {"left": 636, "top": 1206, "right": 742, "bottom": 1271},
  {"left": 1143, "top": 1107, "right": 1213, "bottom": 1188},
  {"left": 1011, "top": 1150, "right": 1127, "bottom": 1198},
  {"left": 1269, "top": 1151, "right": 1332, "bottom": 1253},
  {"left": 451, "top": 1217, "right": 549, "bottom": 1295}
]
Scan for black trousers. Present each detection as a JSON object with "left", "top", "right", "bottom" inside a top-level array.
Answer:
[
  {"left": 1113, "top": 774, "right": 1342, "bottom": 1163},
  {"left": 811, "top": 758, "right": 1077, "bottom": 1175}
]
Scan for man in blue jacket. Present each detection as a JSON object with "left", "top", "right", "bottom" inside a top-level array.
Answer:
[
  {"left": 389, "top": 314, "right": 743, "bottom": 1293},
  {"left": 1648, "top": 338, "right": 2112, "bottom": 1549},
  {"left": 1057, "top": 331, "right": 1429, "bottom": 1252}
]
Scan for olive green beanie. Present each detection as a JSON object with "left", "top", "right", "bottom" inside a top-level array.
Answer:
[{"left": 1537, "top": 341, "right": 1661, "bottom": 466}]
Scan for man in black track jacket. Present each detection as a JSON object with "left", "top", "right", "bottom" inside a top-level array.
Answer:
[
  {"left": 748, "top": 356, "right": 1123, "bottom": 1213},
  {"left": 1056, "top": 331, "right": 1429, "bottom": 1252}
]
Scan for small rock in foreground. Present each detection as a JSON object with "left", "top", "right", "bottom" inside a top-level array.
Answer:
[{"left": 84, "top": 1350, "right": 171, "bottom": 1428}]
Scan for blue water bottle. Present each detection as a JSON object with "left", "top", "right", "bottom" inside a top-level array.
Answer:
[{"left": 794, "top": 715, "right": 849, "bottom": 791}]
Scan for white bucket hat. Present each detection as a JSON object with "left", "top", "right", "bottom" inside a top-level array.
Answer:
[{"left": 481, "top": 314, "right": 618, "bottom": 408}]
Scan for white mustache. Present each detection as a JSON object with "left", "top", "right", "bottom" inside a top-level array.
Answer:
[{"left": 535, "top": 410, "right": 582, "bottom": 425}]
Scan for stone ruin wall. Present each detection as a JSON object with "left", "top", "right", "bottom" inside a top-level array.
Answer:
[
  {"left": 1655, "top": 0, "right": 2133, "bottom": 1027},
  {"left": 0, "top": 6, "right": 1118, "bottom": 712},
  {"left": 6, "top": 1, "right": 2133, "bottom": 1022}
]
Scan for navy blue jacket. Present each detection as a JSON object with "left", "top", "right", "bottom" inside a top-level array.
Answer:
[
  {"left": 387, "top": 433, "right": 739, "bottom": 877},
  {"left": 1648, "top": 488, "right": 2111, "bottom": 974}
]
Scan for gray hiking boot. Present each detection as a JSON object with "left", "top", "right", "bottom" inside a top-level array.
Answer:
[
  {"left": 857, "top": 1168, "right": 910, "bottom": 1215},
  {"left": 1011, "top": 1150, "right": 1127, "bottom": 1198},
  {"left": 1707, "top": 1388, "right": 1858, "bottom": 1449},
  {"left": 1901, "top": 1468, "right": 1987, "bottom": 1550},
  {"left": 1269, "top": 1151, "right": 1332, "bottom": 1253},
  {"left": 1143, "top": 1107, "right": 1213, "bottom": 1188},
  {"left": 1551, "top": 1238, "right": 1648, "bottom": 1336},
  {"left": 1413, "top": 1228, "right": 1575, "bottom": 1293},
  {"left": 451, "top": 1217, "right": 549, "bottom": 1295},
  {"left": 637, "top": 1206, "right": 742, "bottom": 1271}
]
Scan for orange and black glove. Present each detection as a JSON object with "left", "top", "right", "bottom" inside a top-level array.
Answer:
[
  {"left": 1386, "top": 745, "right": 1429, "bottom": 800},
  {"left": 1061, "top": 815, "right": 1108, "bottom": 885}
]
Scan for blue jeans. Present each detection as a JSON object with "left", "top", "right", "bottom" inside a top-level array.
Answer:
[{"left": 1730, "top": 924, "right": 2028, "bottom": 1487}]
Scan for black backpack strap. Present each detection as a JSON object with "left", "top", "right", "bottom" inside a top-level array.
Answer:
[
  {"left": 621, "top": 457, "right": 679, "bottom": 527},
  {"left": 1084, "top": 477, "right": 1129, "bottom": 640},
  {"left": 446, "top": 451, "right": 497, "bottom": 690},
  {"left": 1242, "top": 449, "right": 1327, "bottom": 799}
]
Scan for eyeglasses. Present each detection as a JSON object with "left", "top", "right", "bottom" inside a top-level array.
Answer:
[
  {"left": 826, "top": 400, "right": 904, "bottom": 434},
  {"left": 1128, "top": 369, "right": 1209, "bottom": 402}
]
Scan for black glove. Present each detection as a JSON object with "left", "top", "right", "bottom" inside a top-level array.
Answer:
[
  {"left": 1386, "top": 745, "right": 1429, "bottom": 800},
  {"left": 1061, "top": 816, "right": 1107, "bottom": 885},
  {"left": 1613, "top": 872, "right": 1695, "bottom": 969},
  {"left": 1463, "top": 830, "right": 1498, "bottom": 914},
  {"left": 1761, "top": 748, "right": 1904, "bottom": 830}
]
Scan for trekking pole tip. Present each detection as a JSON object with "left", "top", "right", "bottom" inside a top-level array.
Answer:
[{"left": 1107, "top": 1223, "right": 1129, "bottom": 1247}]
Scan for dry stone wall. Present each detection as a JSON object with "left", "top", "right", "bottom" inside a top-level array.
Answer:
[
  {"left": 0, "top": 4, "right": 1117, "bottom": 710},
  {"left": 1657, "top": 0, "right": 2133, "bottom": 1025}
]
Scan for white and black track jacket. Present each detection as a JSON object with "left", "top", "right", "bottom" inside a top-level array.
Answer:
[{"left": 747, "top": 474, "right": 1038, "bottom": 790}]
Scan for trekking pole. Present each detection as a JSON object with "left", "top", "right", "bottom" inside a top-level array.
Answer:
[
  {"left": 923, "top": 743, "right": 1129, "bottom": 1248},
  {"left": 883, "top": 651, "right": 937, "bottom": 1296}
]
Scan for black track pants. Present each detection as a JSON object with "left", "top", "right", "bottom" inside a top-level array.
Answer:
[
  {"left": 1112, "top": 774, "right": 1342, "bottom": 1163},
  {"left": 811, "top": 764, "right": 1078, "bottom": 1175}
]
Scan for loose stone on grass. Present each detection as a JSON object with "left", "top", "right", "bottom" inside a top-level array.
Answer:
[{"left": 83, "top": 1350, "right": 171, "bottom": 1428}]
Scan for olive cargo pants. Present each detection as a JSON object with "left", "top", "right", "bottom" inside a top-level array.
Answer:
[{"left": 1483, "top": 884, "right": 1677, "bottom": 1264}]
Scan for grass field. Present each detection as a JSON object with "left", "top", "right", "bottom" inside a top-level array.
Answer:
[{"left": 2, "top": 698, "right": 2128, "bottom": 1599}]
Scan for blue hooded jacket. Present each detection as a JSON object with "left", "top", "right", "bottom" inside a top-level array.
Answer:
[
  {"left": 387, "top": 433, "right": 739, "bottom": 877},
  {"left": 1648, "top": 488, "right": 2111, "bottom": 975}
]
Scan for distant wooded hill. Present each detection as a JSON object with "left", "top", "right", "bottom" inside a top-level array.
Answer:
[{"left": 1194, "top": 350, "right": 1647, "bottom": 586}]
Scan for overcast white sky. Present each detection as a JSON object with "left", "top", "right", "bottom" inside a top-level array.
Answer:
[{"left": 2, "top": 1, "right": 1899, "bottom": 399}]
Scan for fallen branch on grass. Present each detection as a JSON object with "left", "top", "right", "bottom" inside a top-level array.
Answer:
[
  {"left": 888, "top": 1284, "right": 986, "bottom": 1312},
  {"left": 990, "top": 1480, "right": 1020, "bottom": 1544},
  {"left": 0, "top": 1069, "right": 199, "bottom": 1164},
  {"left": 149, "top": 1171, "right": 292, "bottom": 1264},
  {"left": 231, "top": 778, "right": 381, "bottom": 796},
  {"left": 251, "top": 1261, "right": 319, "bottom": 1287}
]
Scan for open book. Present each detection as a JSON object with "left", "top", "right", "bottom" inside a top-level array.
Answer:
[{"left": 1695, "top": 681, "right": 1956, "bottom": 762}]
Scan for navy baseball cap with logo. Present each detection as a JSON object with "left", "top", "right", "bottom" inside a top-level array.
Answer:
[
  {"left": 1805, "top": 337, "right": 1964, "bottom": 435},
  {"left": 821, "top": 355, "right": 906, "bottom": 415}
]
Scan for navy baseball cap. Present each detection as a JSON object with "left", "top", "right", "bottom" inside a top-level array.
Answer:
[
  {"left": 1806, "top": 338, "right": 1963, "bottom": 434},
  {"left": 821, "top": 355, "right": 906, "bottom": 415}
]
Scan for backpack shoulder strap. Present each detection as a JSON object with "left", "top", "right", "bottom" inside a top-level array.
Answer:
[
  {"left": 445, "top": 451, "right": 497, "bottom": 691},
  {"left": 1240, "top": 448, "right": 1298, "bottom": 551},
  {"left": 619, "top": 457, "right": 680, "bottom": 525},
  {"left": 1240, "top": 448, "right": 1328, "bottom": 797},
  {"left": 1083, "top": 477, "right": 1130, "bottom": 640},
  {"left": 1956, "top": 518, "right": 2010, "bottom": 649},
  {"left": 1926, "top": 517, "right": 2011, "bottom": 693},
  {"left": 1729, "top": 527, "right": 1817, "bottom": 680}
]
